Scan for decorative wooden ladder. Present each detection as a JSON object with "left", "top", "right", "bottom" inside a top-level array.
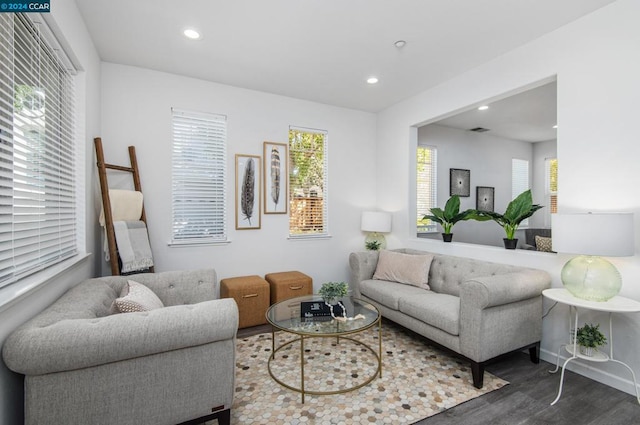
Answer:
[{"left": 94, "top": 137, "right": 154, "bottom": 275}]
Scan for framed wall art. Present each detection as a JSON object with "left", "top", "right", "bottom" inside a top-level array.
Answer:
[
  {"left": 449, "top": 168, "right": 470, "bottom": 197},
  {"left": 263, "top": 141, "right": 288, "bottom": 214},
  {"left": 235, "top": 154, "right": 261, "bottom": 230},
  {"left": 476, "top": 186, "right": 495, "bottom": 212}
]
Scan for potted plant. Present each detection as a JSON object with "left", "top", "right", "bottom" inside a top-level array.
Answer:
[
  {"left": 318, "top": 281, "right": 348, "bottom": 304},
  {"left": 422, "top": 195, "right": 486, "bottom": 242},
  {"left": 365, "top": 240, "right": 382, "bottom": 251},
  {"left": 477, "top": 189, "right": 543, "bottom": 249},
  {"left": 576, "top": 323, "right": 607, "bottom": 357}
]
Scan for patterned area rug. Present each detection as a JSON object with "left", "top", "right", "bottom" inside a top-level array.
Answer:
[{"left": 227, "top": 322, "right": 507, "bottom": 424}]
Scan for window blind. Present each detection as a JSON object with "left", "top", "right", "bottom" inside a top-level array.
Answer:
[
  {"left": 417, "top": 146, "right": 437, "bottom": 233},
  {"left": 171, "top": 109, "right": 227, "bottom": 243},
  {"left": 288, "top": 127, "right": 328, "bottom": 236},
  {"left": 0, "top": 13, "right": 77, "bottom": 287}
]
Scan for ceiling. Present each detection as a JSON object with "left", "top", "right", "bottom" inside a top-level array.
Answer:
[
  {"left": 433, "top": 81, "right": 557, "bottom": 143},
  {"left": 75, "top": 0, "right": 615, "bottom": 113}
]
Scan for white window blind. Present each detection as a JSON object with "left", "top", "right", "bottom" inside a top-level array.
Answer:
[
  {"left": 417, "top": 146, "right": 437, "bottom": 233},
  {"left": 0, "top": 13, "right": 77, "bottom": 288},
  {"left": 171, "top": 109, "right": 227, "bottom": 243},
  {"left": 288, "top": 126, "right": 328, "bottom": 237},
  {"left": 512, "top": 158, "right": 530, "bottom": 226}
]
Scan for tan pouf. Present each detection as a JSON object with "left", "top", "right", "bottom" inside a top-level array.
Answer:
[
  {"left": 220, "top": 275, "right": 269, "bottom": 328},
  {"left": 265, "top": 271, "right": 313, "bottom": 304}
]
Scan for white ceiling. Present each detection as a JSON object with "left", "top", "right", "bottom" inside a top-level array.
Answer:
[
  {"left": 75, "top": 0, "right": 615, "bottom": 113},
  {"left": 434, "top": 81, "right": 557, "bottom": 143}
]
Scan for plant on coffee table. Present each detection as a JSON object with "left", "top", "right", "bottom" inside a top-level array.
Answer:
[{"left": 318, "top": 281, "right": 348, "bottom": 304}]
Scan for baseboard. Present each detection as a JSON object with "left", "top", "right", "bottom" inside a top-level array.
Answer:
[{"left": 540, "top": 348, "right": 640, "bottom": 398}]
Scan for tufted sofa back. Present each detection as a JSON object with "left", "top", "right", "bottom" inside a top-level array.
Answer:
[{"left": 397, "top": 249, "right": 522, "bottom": 297}]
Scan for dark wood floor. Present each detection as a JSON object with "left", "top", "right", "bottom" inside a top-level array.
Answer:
[{"left": 237, "top": 324, "right": 640, "bottom": 425}]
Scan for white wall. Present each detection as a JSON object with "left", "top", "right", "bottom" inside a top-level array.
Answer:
[
  {"left": 378, "top": 0, "right": 640, "bottom": 396},
  {"left": 418, "top": 124, "right": 534, "bottom": 247},
  {"left": 0, "top": 0, "right": 102, "bottom": 424},
  {"left": 99, "top": 63, "right": 377, "bottom": 286}
]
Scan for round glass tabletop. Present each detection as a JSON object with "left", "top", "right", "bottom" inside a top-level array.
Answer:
[{"left": 266, "top": 295, "right": 379, "bottom": 336}]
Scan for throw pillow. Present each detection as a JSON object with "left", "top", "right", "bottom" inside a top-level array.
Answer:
[
  {"left": 372, "top": 250, "right": 434, "bottom": 289},
  {"left": 535, "top": 235, "right": 554, "bottom": 252},
  {"left": 114, "top": 280, "right": 164, "bottom": 313}
]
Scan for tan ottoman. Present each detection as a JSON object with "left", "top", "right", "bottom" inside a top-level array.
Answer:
[
  {"left": 220, "top": 275, "right": 269, "bottom": 328},
  {"left": 265, "top": 271, "right": 313, "bottom": 304}
]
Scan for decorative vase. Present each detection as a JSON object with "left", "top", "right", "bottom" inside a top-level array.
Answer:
[
  {"left": 503, "top": 238, "right": 518, "bottom": 249},
  {"left": 442, "top": 233, "right": 453, "bottom": 242}
]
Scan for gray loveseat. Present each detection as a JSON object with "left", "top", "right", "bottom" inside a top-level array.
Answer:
[
  {"left": 349, "top": 249, "right": 551, "bottom": 388},
  {"left": 3, "top": 269, "right": 238, "bottom": 425}
]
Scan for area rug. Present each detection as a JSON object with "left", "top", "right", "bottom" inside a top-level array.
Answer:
[{"left": 226, "top": 322, "right": 507, "bottom": 424}]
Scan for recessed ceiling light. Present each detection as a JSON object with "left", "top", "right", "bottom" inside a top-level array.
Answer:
[
  {"left": 394, "top": 40, "right": 406, "bottom": 48},
  {"left": 367, "top": 77, "right": 379, "bottom": 84},
  {"left": 183, "top": 28, "right": 201, "bottom": 40},
  {"left": 478, "top": 105, "right": 489, "bottom": 111}
]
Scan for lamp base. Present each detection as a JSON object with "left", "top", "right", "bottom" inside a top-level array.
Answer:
[
  {"left": 561, "top": 255, "right": 622, "bottom": 302},
  {"left": 364, "top": 232, "right": 386, "bottom": 250}
]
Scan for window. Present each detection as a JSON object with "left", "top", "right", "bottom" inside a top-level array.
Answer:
[
  {"left": 0, "top": 14, "right": 77, "bottom": 288},
  {"left": 512, "top": 158, "right": 530, "bottom": 226},
  {"left": 546, "top": 158, "right": 558, "bottom": 214},
  {"left": 288, "top": 127, "right": 328, "bottom": 237},
  {"left": 171, "top": 109, "right": 227, "bottom": 243},
  {"left": 417, "top": 146, "right": 437, "bottom": 233}
]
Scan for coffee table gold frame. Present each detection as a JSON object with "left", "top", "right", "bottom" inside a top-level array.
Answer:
[{"left": 266, "top": 298, "right": 382, "bottom": 403}]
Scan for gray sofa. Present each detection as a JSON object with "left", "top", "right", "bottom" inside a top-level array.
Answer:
[
  {"left": 2, "top": 269, "right": 238, "bottom": 425},
  {"left": 349, "top": 249, "right": 551, "bottom": 388}
]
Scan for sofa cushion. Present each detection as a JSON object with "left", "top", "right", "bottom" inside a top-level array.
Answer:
[
  {"left": 535, "top": 235, "right": 554, "bottom": 252},
  {"left": 398, "top": 292, "right": 460, "bottom": 336},
  {"left": 115, "top": 280, "right": 164, "bottom": 313},
  {"left": 360, "top": 279, "right": 426, "bottom": 311},
  {"left": 372, "top": 249, "right": 434, "bottom": 289}
]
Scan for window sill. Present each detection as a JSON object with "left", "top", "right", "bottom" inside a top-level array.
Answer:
[
  {"left": 287, "top": 234, "right": 332, "bottom": 241},
  {"left": 0, "top": 253, "right": 91, "bottom": 313},
  {"left": 168, "top": 240, "right": 231, "bottom": 247}
]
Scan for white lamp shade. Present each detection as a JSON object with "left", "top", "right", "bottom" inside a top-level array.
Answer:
[
  {"left": 361, "top": 211, "right": 392, "bottom": 233},
  {"left": 551, "top": 212, "right": 634, "bottom": 256}
]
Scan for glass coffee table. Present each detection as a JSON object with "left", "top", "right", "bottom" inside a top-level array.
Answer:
[{"left": 266, "top": 295, "right": 381, "bottom": 403}]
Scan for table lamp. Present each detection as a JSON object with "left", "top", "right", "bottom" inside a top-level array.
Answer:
[
  {"left": 552, "top": 212, "right": 634, "bottom": 301},
  {"left": 361, "top": 211, "right": 391, "bottom": 250}
]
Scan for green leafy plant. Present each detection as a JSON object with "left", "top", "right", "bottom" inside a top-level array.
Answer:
[
  {"left": 477, "top": 190, "right": 543, "bottom": 239},
  {"left": 365, "top": 240, "right": 382, "bottom": 251},
  {"left": 422, "top": 195, "right": 486, "bottom": 234},
  {"left": 318, "top": 281, "right": 348, "bottom": 303},
  {"left": 576, "top": 323, "right": 607, "bottom": 348}
]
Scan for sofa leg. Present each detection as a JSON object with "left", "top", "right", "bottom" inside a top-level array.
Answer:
[
  {"left": 529, "top": 342, "right": 540, "bottom": 364},
  {"left": 176, "top": 408, "right": 230, "bottom": 425},
  {"left": 216, "top": 409, "right": 230, "bottom": 425},
  {"left": 470, "top": 361, "right": 484, "bottom": 389}
]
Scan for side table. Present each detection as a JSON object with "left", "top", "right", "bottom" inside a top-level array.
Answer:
[{"left": 543, "top": 288, "right": 640, "bottom": 405}]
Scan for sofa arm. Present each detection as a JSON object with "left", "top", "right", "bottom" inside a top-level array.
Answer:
[
  {"left": 3, "top": 298, "right": 238, "bottom": 376},
  {"left": 349, "top": 251, "right": 380, "bottom": 298},
  {"left": 460, "top": 270, "right": 551, "bottom": 309}
]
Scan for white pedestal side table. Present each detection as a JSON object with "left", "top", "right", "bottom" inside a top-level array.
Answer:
[{"left": 543, "top": 288, "right": 640, "bottom": 405}]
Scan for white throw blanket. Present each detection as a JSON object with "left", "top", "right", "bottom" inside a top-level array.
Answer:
[
  {"left": 113, "top": 220, "right": 154, "bottom": 273},
  {"left": 100, "top": 189, "right": 145, "bottom": 261}
]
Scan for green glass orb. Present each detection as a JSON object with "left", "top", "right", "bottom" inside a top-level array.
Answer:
[{"left": 561, "top": 255, "right": 622, "bottom": 302}]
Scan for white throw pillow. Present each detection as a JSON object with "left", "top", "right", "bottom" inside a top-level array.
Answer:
[
  {"left": 114, "top": 280, "right": 164, "bottom": 313},
  {"left": 372, "top": 250, "right": 434, "bottom": 290}
]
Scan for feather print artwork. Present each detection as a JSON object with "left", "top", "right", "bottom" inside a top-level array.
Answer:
[
  {"left": 270, "top": 147, "right": 281, "bottom": 208},
  {"left": 241, "top": 158, "right": 255, "bottom": 224}
]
